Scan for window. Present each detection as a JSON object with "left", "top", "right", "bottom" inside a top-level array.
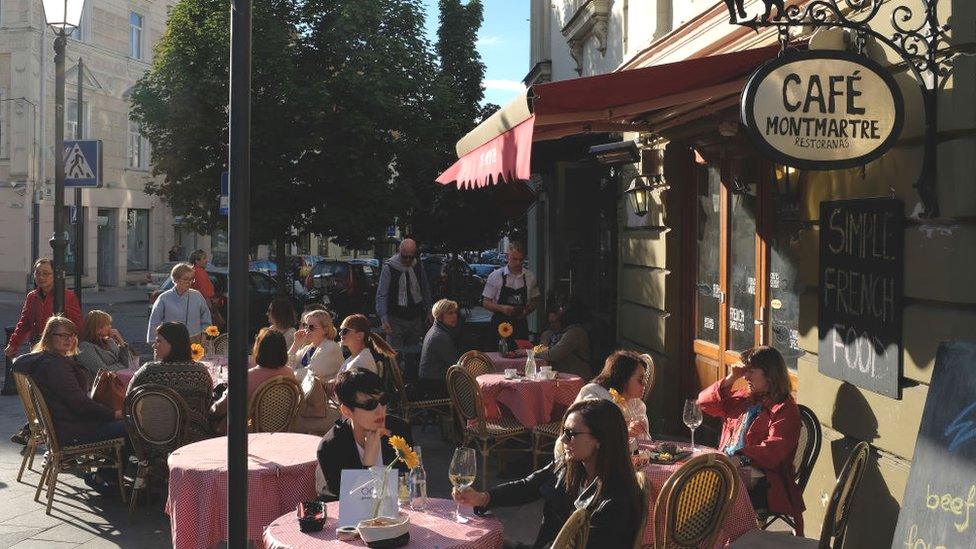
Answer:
[
  {"left": 126, "top": 209, "right": 150, "bottom": 271},
  {"left": 66, "top": 99, "right": 88, "bottom": 139},
  {"left": 68, "top": 2, "right": 91, "bottom": 42},
  {"left": 129, "top": 12, "right": 144, "bottom": 59},
  {"left": 127, "top": 117, "right": 146, "bottom": 169}
]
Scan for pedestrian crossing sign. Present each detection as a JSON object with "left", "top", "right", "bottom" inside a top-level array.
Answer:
[{"left": 63, "top": 139, "right": 102, "bottom": 188}]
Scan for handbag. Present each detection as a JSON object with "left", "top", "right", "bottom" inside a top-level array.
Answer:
[{"left": 91, "top": 369, "right": 126, "bottom": 411}]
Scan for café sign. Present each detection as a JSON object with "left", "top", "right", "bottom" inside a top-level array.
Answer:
[{"left": 741, "top": 50, "right": 904, "bottom": 170}]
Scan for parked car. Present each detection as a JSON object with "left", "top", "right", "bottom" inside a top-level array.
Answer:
[
  {"left": 421, "top": 255, "right": 485, "bottom": 308},
  {"left": 469, "top": 263, "right": 498, "bottom": 279},
  {"left": 306, "top": 260, "right": 378, "bottom": 322},
  {"left": 249, "top": 259, "right": 277, "bottom": 275},
  {"left": 148, "top": 269, "right": 326, "bottom": 338}
]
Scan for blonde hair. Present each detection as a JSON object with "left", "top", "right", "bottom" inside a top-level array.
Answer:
[
  {"left": 79, "top": 310, "right": 112, "bottom": 346},
  {"left": 171, "top": 262, "right": 194, "bottom": 282},
  {"left": 432, "top": 298, "right": 458, "bottom": 322},
  {"left": 302, "top": 309, "right": 337, "bottom": 340},
  {"left": 32, "top": 315, "right": 78, "bottom": 355}
]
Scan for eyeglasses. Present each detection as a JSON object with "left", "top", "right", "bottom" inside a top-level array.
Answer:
[
  {"left": 301, "top": 323, "right": 319, "bottom": 331},
  {"left": 51, "top": 332, "right": 77, "bottom": 340},
  {"left": 348, "top": 393, "right": 391, "bottom": 411},
  {"left": 562, "top": 428, "right": 592, "bottom": 441},
  {"left": 339, "top": 327, "right": 354, "bottom": 336}
]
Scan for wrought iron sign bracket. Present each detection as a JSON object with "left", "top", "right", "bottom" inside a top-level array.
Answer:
[{"left": 733, "top": 0, "right": 951, "bottom": 218}]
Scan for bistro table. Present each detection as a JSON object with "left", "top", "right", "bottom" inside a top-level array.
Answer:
[
  {"left": 483, "top": 351, "right": 547, "bottom": 374},
  {"left": 262, "top": 498, "right": 504, "bottom": 549},
  {"left": 477, "top": 373, "right": 584, "bottom": 428},
  {"left": 167, "top": 432, "right": 322, "bottom": 549},
  {"left": 638, "top": 445, "right": 758, "bottom": 547}
]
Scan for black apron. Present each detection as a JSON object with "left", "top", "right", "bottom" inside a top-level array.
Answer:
[{"left": 489, "top": 271, "right": 530, "bottom": 341}]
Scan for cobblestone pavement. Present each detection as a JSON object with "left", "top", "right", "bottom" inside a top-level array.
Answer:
[{"left": 0, "top": 288, "right": 541, "bottom": 547}]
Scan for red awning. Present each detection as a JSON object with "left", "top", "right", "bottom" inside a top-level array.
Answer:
[{"left": 436, "top": 45, "right": 780, "bottom": 188}]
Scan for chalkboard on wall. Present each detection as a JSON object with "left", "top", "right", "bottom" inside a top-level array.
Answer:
[
  {"left": 892, "top": 341, "right": 976, "bottom": 548},
  {"left": 818, "top": 198, "right": 904, "bottom": 399}
]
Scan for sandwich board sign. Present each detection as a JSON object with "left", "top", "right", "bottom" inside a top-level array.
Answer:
[{"left": 63, "top": 139, "right": 102, "bottom": 188}]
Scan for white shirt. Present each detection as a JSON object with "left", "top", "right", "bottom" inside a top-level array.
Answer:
[
  {"left": 342, "top": 348, "right": 378, "bottom": 374},
  {"left": 482, "top": 266, "right": 540, "bottom": 302},
  {"left": 290, "top": 339, "right": 343, "bottom": 383}
]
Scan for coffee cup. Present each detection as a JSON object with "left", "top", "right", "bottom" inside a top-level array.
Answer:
[{"left": 504, "top": 368, "right": 517, "bottom": 379}]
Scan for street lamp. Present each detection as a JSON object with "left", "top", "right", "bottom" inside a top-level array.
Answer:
[{"left": 42, "top": 0, "right": 86, "bottom": 314}]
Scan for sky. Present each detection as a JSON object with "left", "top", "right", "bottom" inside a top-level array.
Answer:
[{"left": 421, "top": 0, "right": 530, "bottom": 107}]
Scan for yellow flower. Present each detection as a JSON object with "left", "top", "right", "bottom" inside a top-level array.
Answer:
[
  {"left": 190, "top": 343, "right": 205, "bottom": 361},
  {"left": 608, "top": 388, "right": 626, "bottom": 406},
  {"left": 388, "top": 436, "right": 419, "bottom": 469},
  {"left": 205, "top": 325, "right": 220, "bottom": 338},
  {"left": 533, "top": 344, "right": 548, "bottom": 355},
  {"left": 497, "top": 322, "right": 514, "bottom": 338}
]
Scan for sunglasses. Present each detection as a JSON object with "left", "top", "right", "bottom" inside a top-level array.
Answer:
[
  {"left": 348, "top": 393, "right": 391, "bottom": 411},
  {"left": 301, "top": 323, "right": 319, "bottom": 331},
  {"left": 339, "top": 327, "right": 355, "bottom": 336},
  {"left": 562, "top": 428, "right": 592, "bottom": 441}
]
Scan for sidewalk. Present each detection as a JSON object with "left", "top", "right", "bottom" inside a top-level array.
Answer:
[{"left": 0, "top": 287, "right": 149, "bottom": 307}]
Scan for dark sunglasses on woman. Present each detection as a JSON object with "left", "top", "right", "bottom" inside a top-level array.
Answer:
[{"left": 348, "top": 393, "right": 391, "bottom": 411}]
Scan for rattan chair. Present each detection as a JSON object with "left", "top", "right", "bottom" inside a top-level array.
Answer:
[
  {"left": 639, "top": 353, "right": 657, "bottom": 402},
  {"left": 386, "top": 351, "right": 452, "bottom": 425},
  {"left": 634, "top": 470, "right": 651, "bottom": 549},
  {"left": 212, "top": 333, "right": 229, "bottom": 356},
  {"left": 446, "top": 365, "right": 530, "bottom": 489},
  {"left": 653, "top": 452, "right": 739, "bottom": 549},
  {"left": 248, "top": 375, "right": 303, "bottom": 433},
  {"left": 124, "top": 384, "right": 189, "bottom": 517},
  {"left": 758, "top": 404, "right": 821, "bottom": 532},
  {"left": 531, "top": 421, "right": 562, "bottom": 470},
  {"left": 25, "top": 374, "right": 126, "bottom": 514},
  {"left": 552, "top": 507, "right": 591, "bottom": 549},
  {"left": 729, "top": 441, "right": 871, "bottom": 549},
  {"left": 13, "top": 372, "right": 47, "bottom": 483},
  {"left": 458, "top": 350, "right": 494, "bottom": 378}
]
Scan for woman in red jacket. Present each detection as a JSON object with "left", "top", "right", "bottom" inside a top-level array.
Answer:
[
  {"left": 697, "top": 345, "right": 805, "bottom": 534},
  {"left": 5, "top": 259, "right": 83, "bottom": 361}
]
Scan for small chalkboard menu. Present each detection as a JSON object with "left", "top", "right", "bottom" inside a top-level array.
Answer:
[
  {"left": 892, "top": 341, "right": 976, "bottom": 548},
  {"left": 818, "top": 198, "right": 904, "bottom": 398}
]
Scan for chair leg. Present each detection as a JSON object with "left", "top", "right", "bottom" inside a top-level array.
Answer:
[
  {"left": 26, "top": 439, "right": 39, "bottom": 473},
  {"left": 17, "top": 439, "right": 34, "bottom": 482},
  {"left": 45, "top": 463, "right": 59, "bottom": 515},
  {"left": 115, "top": 446, "right": 127, "bottom": 502},
  {"left": 128, "top": 465, "right": 144, "bottom": 519},
  {"left": 34, "top": 459, "right": 51, "bottom": 502}
]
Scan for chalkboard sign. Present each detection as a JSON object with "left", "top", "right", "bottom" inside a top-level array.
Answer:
[
  {"left": 818, "top": 198, "right": 903, "bottom": 398},
  {"left": 892, "top": 341, "right": 976, "bottom": 548}
]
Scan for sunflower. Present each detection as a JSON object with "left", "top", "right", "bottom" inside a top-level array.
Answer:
[
  {"left": 205, "top": 325, "right": 220, "bottom": 338},
  {"left": 190, "top": 343, "right": 205, "bottom": 361},
  {"left": 497, "top": 322, "right": 514, "bottom": 338},
  {"left": 608, "top": 388, "right": 627, "bottom": 407},
  {"left": 388, "top": 436, "right": 419, "bottom": 469}
]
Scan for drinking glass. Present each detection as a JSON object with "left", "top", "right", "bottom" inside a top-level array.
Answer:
[
  {"left": 683, "top": 399, "right": 703, "bottom": 452},
  {"left": 448, "top": 447, "right": 477, "bottom": 523}
]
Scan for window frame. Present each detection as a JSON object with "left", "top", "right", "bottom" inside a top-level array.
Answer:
[
  {"left": 127, "top": 115, "right": 148, "bottom": 170},
  {"left": 126, "top": 208, "right": 150, "bottom": 271},
  {"left": 129, "top": 11, "right": 144, "bottom": 60},
  {"left": 66, "top": 99, "right": 90, "bottom": 140}
]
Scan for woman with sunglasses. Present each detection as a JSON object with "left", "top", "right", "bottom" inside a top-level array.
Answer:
[
  {"left": 27, "top": 316, "right": 128, "bottom": 494},
  {"left": 453, "top": 399, "right": 641, "bottom": 549},
  {"left": 338, "top": 314, "right": 396, "bottom": 375},
  {"left": 288, "top": 309, "right": 343, "bottom": 383},
  {"left": 315, "top": 368, "right": 412, "bottom": 500}
]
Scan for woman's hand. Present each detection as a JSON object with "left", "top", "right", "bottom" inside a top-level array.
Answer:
[
  {"left": 360, "top": 427, "right": 391, "bottom": 467},
  {"left": 109, "top": 328, "right": 125, "bottom": 345},
  {"left": 628, "top": 420, "right": 647, "bottom": 438},
  {"left": 723, "top": 362, "right": 747, "bottom": 389},
  {"left": 294, "top": 329, "right": 310, "bottom": 347},
  {"left": 452, "top": 487, "right": 489, "bottom": 508}
]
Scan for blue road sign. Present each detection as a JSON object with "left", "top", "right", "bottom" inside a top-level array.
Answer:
[
  {"left": 64, "top": 139, "right": 102, "bottom": 188},
  {"left": 219, "top": 171, "right": 229, "bottom": 215}
]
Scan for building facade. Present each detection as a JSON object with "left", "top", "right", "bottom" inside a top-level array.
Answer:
[
  {"left": 0, "top": 0, "right": 182, "bottom": 292},
  {"left": 515, "top": 0, "right": 976, "bottom": 545}
]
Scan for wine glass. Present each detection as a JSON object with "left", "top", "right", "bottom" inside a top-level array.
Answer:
[
  {"left": 448, "top": 447, "right": 477, "bottom": 523},
  {"left": 683, "top": 399, "right": 703, "bottom": 452}
]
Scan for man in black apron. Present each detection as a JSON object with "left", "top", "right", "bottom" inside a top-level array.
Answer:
[{"left": 482, "top": 242, "right": 539, "bottom": 345}]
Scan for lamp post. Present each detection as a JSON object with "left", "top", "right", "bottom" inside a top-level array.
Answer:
[{"left": 42, "top": 0, "right": 85, "bottom": 314}]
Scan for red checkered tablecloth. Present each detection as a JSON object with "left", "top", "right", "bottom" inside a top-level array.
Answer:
[
  {"left": 166, "top": 432, "right": 322, "bottom": 549},
  {"left": 262, "top": 498, "right": 504, "bottom": 549},
  {"left": 477, "top": 373, "right": 584, "bottom": 428},
  {"left": 639, "top": 447, "right": 758, "bottom": 547}
]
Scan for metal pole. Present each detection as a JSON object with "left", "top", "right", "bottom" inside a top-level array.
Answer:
[
  {"left": 227, "top": 1, "right": 251, "bottom": 547},
  {"left": 50, "top": 33, "right": 67, "bottom": 315},
  {"left": 73, "top": 58, "right": 84, "bottom": 303}
]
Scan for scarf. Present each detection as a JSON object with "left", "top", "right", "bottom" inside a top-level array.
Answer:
[
  {"left": 725, "top": 403, "right": 763, "bottom": 456},
  {"left": 388, "top": 253, "right": 422, "bottom": 308}
]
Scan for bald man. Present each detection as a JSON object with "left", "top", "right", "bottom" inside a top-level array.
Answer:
[{"left": 376, "top": 239, "right": 433, "bottom": 351}]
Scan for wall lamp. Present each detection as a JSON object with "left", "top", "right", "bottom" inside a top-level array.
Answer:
[{"left": 625, "top": 148, "right": 666, "bottom": 217}]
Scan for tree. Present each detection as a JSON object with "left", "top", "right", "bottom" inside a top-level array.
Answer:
[{"left": 130, "top": 0, "right": 308, "bottom": 247}]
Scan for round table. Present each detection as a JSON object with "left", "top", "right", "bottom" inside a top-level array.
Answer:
[
  {"left": 483, "top": 352, "right": 547, "bottom": 374},
  {"left": 262, "top": 498, "right": 504, "bottom": 549},
  {"left": 638, "top": 446, "right": 758, "bottom": 547},
  {"left": 476, "top": 373, "right": 584, "bottom": 428},
  {"left": 167, "top": 432, "right": 322, "bottom": 549}
]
